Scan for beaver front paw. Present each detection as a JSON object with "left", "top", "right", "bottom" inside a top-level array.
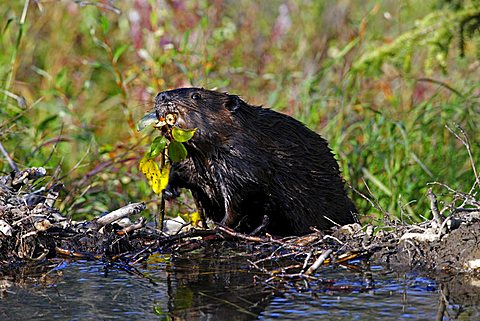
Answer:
[{"left": 163, "top": 184, "right": 180, "bottom": 200}]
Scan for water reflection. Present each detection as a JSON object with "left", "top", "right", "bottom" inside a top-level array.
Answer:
[
  {"left": 163, "top": 246, "right": 272, "bottom": 320},
  {"left": 0, "top": 245, "right": 479, "bottom": 320}
]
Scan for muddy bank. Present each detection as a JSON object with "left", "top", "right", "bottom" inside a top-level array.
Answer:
[
  {"left": 373, "top": 215, "right": 480, "bottom": 273},
  {"left": 0, "top": 167, "right": 479, "bottom": 278}
]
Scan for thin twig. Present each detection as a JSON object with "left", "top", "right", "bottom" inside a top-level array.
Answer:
[
  {"left": 158, "top": 149, "right": 167, "bottom": 231},
  {"left": 159, "top": 192, "right": 165, "bottom": 230},
  {"left": 117, "top": 217, "right": 147, "bottom": 235},
  {"left": 217, "top": 225, "right": 269, "bottom": 242},
  {"left": 0, "top": 141, "right": 18, "bottom": 171},
  {"left": 74, "top": 0, "right": 121, "bottom": 14},
  {"left": 300, "top": 251, "right": 313, "bottom": 274},
  {"left": 427, "top": 188, "right": 444, "bottom": 226},
  {"left": 417, "top": 77, "right": 464, "bottom": 98},
  {"left": 446, "top": 124, "right": 480, "bottom": 194},
  {"left": 360, "top": 178, "right": 397, "bottom": 222}
]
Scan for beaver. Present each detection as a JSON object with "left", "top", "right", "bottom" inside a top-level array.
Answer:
[{"left": 151, "top": 88, "right": 357, "bottom": 236}]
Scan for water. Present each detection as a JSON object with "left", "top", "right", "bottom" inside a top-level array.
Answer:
[{"left": 0, "top": 247, "right": 478, "bottom": 320}]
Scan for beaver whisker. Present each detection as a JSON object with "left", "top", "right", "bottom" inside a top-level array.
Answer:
[
  {"left": 155, "top": 102, "right": 202, "bottom": 114},
  {"left": 174, "top": 102, "right": 202, "bottom": 112}
]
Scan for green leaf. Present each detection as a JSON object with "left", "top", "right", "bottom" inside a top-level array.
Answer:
[
  {"left": 172, "top": 127, "right": 197, "bottom": 142},
  {"left": 54, "top": 68, "right": 68, "bottom": 87},
  {"left": 148, "top": 136, "right": 167, "bottom": 159},
  {"left": 180, "top": 30, "right": 191, "bottom": 52},
  {"left": 139, "top": 158, "right": 170, "bottom": 194},
  {"left": 3, "top": 18, "right": 14, "bottom": 34},
  {"left": 168, "top": 141, "right": 188, "bottom": 162},
  {"left": 100, "top": 15, "right": 109, "bottom": 34},
  {"left": 37, "top": 115, "right": 58, "bottom": 133},
  {"left": 113, "top": 44, "right": 129, "bottom": 63}
]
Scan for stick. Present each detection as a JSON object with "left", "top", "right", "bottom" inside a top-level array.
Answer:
[
  {"left": 158, "top": 149, "right": 167, "bottom": 231},
  {"left": 158, "top": 228, "right": 218, "bottom": 244},
  {"left": 304, "top": 249, "right": 333, "bottom": 275},
  {"left": 158, "top": 192, "right": 166, "bottom": 231},
  {"left": 446, "top": 125, "right": 480, "bottom": 194},
  {"left": 0, "top": 142, "right": 18, "bottom": 172},
  {"left": 11, "top": 167, "right": 46, "bottom": 186},
  {"left": 117, "top": 217, "right": 147, "bottom": 235},
  {"left": 427, "top": 188, "right": 444, "bottom": 226},
  {"left": 216, "top": 225, "right": 268, "bottom": 242},
  {"left": 96, "top": 203, "right": 146, "bottom": 227}
]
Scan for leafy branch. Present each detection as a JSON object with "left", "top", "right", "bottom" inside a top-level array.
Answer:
[{"left": 137, "top": 112, "right": 196, "bottom": 195}]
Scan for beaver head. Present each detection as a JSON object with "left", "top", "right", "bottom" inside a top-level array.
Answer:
[{"left": 152, "top": 88, "right": 243, "bottom": 150}]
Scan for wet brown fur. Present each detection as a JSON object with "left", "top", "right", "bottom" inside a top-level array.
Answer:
[{"left": 154, "top": 88, "right": 357, "bottom": 236}]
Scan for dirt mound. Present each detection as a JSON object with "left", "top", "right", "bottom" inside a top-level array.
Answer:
[
  {"left": 0, "top": 168, "right": 153, "bottom": 265},
  {"left": 377, "top": 217, "right": 480, "bottom": 272}
]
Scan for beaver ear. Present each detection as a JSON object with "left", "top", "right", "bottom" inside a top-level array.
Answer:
[{"left": 224, "top": 95, "right": 241, "bottom": 113}]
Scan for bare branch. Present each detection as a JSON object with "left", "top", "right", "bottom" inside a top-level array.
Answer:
[
  {"left": 96, "top": 203, "right": 146, "bottom": 227},
  {"left": 0, "top": 141, "right": 18, "bottom": 172},
  {"left": 304, "top": 249, "right": 333, "bottom": 275},
  {"left": 427, "top": 188, "right": 444, "bottom": 226}
]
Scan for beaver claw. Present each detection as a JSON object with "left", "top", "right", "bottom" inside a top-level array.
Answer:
[{"left": 163, "top": 184, "right": 180, "bottom": 200}]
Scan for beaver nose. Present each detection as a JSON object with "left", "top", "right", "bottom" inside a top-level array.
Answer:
[{"left": 157, "top": 92, "right": 172, "bottom": 102}]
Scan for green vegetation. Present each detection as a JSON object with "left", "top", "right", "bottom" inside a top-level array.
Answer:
[
  {"left": 138, "top": 114, "right": 197, "bottom": 195},
  {"left": 1, "top": 0, "right": 479, "bottom": 223}
]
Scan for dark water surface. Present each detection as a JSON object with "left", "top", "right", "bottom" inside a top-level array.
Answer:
[{"left": 1, "top": 247, "right": 479, "bottom": 320}]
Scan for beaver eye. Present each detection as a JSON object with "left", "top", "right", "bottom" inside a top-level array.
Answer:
[{"left": 191, "top": 93, "right": 201, "bottom": 100}]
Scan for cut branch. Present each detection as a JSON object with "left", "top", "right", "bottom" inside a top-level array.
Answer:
[{"left": 96, "top": 203, "right": 146, "bottom": 227}]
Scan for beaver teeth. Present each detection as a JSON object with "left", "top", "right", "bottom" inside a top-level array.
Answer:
[
  {"left": 153, "top": 120, "right": 167, "bottom": 128},
  {"left": 165, "top": 113, "right": 177, "bottom": 126}
]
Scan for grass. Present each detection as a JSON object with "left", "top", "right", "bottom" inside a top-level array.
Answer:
[{"left": 0, "top": 0, "right": 479, "bottom": 223}]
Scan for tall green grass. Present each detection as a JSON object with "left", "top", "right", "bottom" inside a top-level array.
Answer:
[{"left": 0, "top": 1, "right": 479, "bottom": 223}]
